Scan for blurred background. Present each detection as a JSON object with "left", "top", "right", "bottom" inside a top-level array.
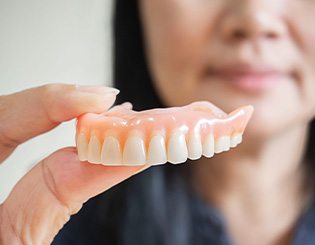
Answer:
[{"left": 0, "top": 0, "right": 113, "bottom": 202}]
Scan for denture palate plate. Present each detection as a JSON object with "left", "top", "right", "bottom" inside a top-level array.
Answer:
[
  {"left": 76, "top": 101, "right": 254, "bottom": 166},
  {"left": 122, "top": 131, "right": 146, "bottom": 165},
  {"left": 147, "top": 135, "right": 167, "bottom": 165},
  {"left": 101, "top": 136, "right": 122, "bottom": 165}
]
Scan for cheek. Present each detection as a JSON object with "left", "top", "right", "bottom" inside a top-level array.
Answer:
[
  {"left": 290, "top": 7, "right": 315, "bottom": 121},
  {"left": 141, "top": 1, "right": 221, "bottom": 106}
]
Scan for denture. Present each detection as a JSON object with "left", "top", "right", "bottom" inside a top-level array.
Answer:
[{"left": 76, "top": 101, "right": 253, "bottom": 166}]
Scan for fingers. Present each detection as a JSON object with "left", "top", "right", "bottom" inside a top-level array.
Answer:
[
  {"left": 0, "top": 148, "right": 149, "bottom": 244},
  {"left": 0, "top": 84, "right": 119, "bottom": 162}
]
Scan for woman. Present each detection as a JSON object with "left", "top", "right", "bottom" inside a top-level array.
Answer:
[
  {"left": 1, "top": 0, "right": 315, "bottom": 244},
  {"left": 56, "top": 0, "right": 315, "bottom": 244}
]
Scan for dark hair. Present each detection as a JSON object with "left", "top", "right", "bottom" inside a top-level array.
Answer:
[{"left": 113, "top": 0, "right": 163, "bottom": 110}]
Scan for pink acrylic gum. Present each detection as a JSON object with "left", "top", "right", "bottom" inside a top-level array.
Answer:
[{"left": 76, "top": 101, "right": 254, "bottom": 165}]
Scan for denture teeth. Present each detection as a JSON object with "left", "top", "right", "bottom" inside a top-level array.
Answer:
[
  {"left": 188, "top": 133, "right": 202, "bottom": 160},
  {"left": 88, "top": 135, "right": 102, "bottom": 163},
  {"left": 101, "top": 136, "right": 122, "bottom": 165},
  {"left": 147, "top": 135, "right": 167, "bottom": 165},
  {"left": 167, "top": 131, "right": 188, "bottom": 164},
  {"left": 230, "top": 134, "right": 242, "bottom": 148},
  {"left": 77, "top": 132, "right": 88, "bottom": 161},
  {"left": 123, "top": 135, "right": 146, "bottom": 165},
  {"left": 202, "top": 134, "right": 214, "bottom": 158},
  {"left": 214, "top": 136, "right": 231, "bottom": 154}
]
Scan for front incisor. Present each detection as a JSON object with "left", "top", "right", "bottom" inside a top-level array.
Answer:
[
  {"left": 101, "top": 136, "right": 122, "bottom": 165},
  {"left": 123, "top": 135, "right": 146, "bottom": 165},
  {"left": 147, "top": 135, "right": 167, "bottom": 165},
  {"left": 167, "top": 131, "right": 188, "bottom": 164}
]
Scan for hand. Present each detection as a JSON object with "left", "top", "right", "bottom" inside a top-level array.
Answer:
[{"left": 0, "top": 84, "right": 149, "bottom": 244}]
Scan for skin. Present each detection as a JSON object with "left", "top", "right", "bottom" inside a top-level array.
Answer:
[
  {"left": 0, "top": 84, "right": 148, "bottom": 244},
  {"left": 140, "top": 0, "right": 315, "bottom": 244},
  {"left": 2, "top": 1, "right": 315, "bottom": 244}
]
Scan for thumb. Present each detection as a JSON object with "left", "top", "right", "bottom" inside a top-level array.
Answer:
[{"left": 0, "top": 148, "right": 148, "bottom": 244}]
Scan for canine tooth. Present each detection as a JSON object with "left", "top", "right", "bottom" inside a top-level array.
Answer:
[
  {"left": 230, "top": 134, "right": 242, "bottom": 147},
  {"left": 147, "top": 135, "right": 167, "bottom": 165},
  {"left": 101, "top": 136, "right": 122, "bottom": 165},
  {"left": 188, "top": 133, "right": 202, "bottom": 160},
  {"left": 77, "top": 132, "right": 88, "bottom": 161},
  {"left": 167, "top": 131, "right": 188, "bottom": 164},
  {"left": 214, "top": 136, "right": 231, "bottom": 154},
  {"left": 87, "top": 135, "right": 102, "bottom": 163},
  {"left": 202, "top": 134, "right": 214, "bottom": 158},
  {"left": 123, "top": 136, "right": 146, "bottom": 165}
]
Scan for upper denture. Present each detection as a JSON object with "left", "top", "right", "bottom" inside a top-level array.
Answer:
[{"left": 76, "top": 101, "right": 254, "bottom": 166}]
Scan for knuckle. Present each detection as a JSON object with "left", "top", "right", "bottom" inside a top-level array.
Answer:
[
  {"left": 41, "top": 158, "right": 82, "bottom": 215},
  {"left": 0, "top": 95, "right": 21, "bottom": 149},
  {"left": 41, "top": 159, "right": 69, "bottom": 210},
  {"left": 0, "top": 204, "right": 23, "bottom": 244}
]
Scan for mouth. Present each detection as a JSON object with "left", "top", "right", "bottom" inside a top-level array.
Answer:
[{"left": 203, "top": 64, "right": 292, "bottom": 93}]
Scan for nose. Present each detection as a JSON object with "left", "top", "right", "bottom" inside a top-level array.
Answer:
[{"left": 220, "top": 2, "right": 287, "bottom": 43}]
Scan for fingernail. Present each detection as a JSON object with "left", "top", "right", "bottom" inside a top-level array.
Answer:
[{"left": 76, "top": 85, "right": 120, "bottom": 95}]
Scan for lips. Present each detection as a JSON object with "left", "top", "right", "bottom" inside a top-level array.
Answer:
[{"left": 204, "top": 64, "right": 290, "bottom": 93}]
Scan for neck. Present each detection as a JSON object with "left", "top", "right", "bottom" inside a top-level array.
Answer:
[{"left": 191, "top": 123, "right": 312, "bottom": 244}]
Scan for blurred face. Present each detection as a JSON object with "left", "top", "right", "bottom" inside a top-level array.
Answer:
[{"left": 140, "top": 0, "right": 315, "bottom": 138}]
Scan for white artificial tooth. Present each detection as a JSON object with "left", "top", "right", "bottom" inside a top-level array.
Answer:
[
  {"left": 147, "top": 135, "right": 167, "bottom": 165},
  {"left": 214, "top": 136, "right": 231, "bottom": 154},
  {"left": 167, "top": 131, "right": 188, "bottom": 164},
  {"left": 101, "top": 136, "right": 122, "bottom": 165},
  {"left": 123, "top": 136, "right": 146, "bottom": 165},
  {"left": 202, "top": 134, "right": 214, "bottom": 158},
  {"left": 87, "top": 135, "right": 102, "bottom": 164},
  {"left": 188, "top": 133, "right": 202, "bottom": 160},
  {"left": 76, "top": 132, "right": 88, "bottom": 161},
  {"left": 230, "top": 134, "right": 243, "bottom": 148}
]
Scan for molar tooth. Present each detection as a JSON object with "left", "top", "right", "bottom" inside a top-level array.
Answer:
[
  {"left": 188, "top": 133, "right": 202, "bottom": 160},
  {"left": 147, "top": 135, "right": 167, "bottom": 165},
  {"left": 167, "top": 131, "right": 188, "bottom": 164},
  {"left": 214, "top": 136, "right": 231, "bottom": 154},
  {"left": 123, "top": 135, "right": 146, "bottom": 165},
  {"left": 76, "top": 132, "right": 88, "bottom": 161},
  {"left": 202, "top": 134, "right": 214, "bottom": 158},
  {"left": 87, "top": 135, "right": 102, "bottom": 163},
  {"left": 230, "top": 134, "right": 242, "bottom": 148},
  {"left": 101, "top": 136, "right": 122, "bottom": 165}
]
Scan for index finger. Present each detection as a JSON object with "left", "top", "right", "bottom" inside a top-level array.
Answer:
[{"left": 0, "top": 84, "right": 119, "bottom": 162}]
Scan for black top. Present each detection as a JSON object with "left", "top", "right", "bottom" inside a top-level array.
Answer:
[{"left": 53, "top": 166, "right": 315, "bottom": 245}]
